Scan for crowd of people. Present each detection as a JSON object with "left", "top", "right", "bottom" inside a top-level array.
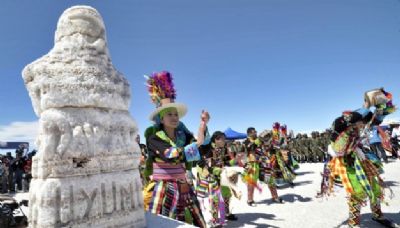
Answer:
[
  {"left": 137, "top": 72, "right": 398, "bottom": 228},
  {"left": 0, "top": 146, "right": 35, "bottom": 194},
  {"left": 226, "top": 130, "right": 331, "bottom": 164},
  {"left": 2, "top": 71, "right": 398, "bottom": 228}
]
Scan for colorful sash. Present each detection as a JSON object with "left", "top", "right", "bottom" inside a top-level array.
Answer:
[
  {"left": 156, "top": 130, "right": 201, "bottom": 162},
  {"left": 354, "top": 155, "right": 375, "bottom": 203},
  {"left": 197, "top": 176, "right": 226, "bottom": 225},
  {"left": 276, "top": 151, "right": 295, "bottom": 182},
  {"left": 332, "top": 131, "right": 356, "bottom": 156},
  {"left": 242, "top": 162, "right": 262, "bottom": 192},
  {"left": 329, "top": 157, "right": 353, "bottom": 194},
  {"left": 196, "top": 179, "right": 209, "bottom": 198},
  {"left": 210, "top": 185, "right": 225, "bottom": 225}
]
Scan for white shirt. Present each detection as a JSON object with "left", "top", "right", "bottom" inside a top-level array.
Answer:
[
  {"left": 327, "top": 144, "right": 340, "bottom": 157},
  {"left": 391, "top": 127, "right": 400, "bottom": 140}
]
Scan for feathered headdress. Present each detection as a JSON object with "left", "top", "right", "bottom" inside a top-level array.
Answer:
[
  {"left": 272, "top": 122, "right": 280, "bottom": 145},
  {"left": 145, "top": 71, "right": 176, "bottom": 107},
  {"left": 145, "top": 71, "right": 187, "bottom": 122}
]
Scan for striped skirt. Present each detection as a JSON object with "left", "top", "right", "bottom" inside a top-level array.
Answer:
[{"left": 148, "top": 179, "right": 206, "bottom": 228}]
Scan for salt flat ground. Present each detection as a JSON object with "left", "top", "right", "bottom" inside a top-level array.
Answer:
[{"left": 224, "top": 159, "right": 400, "bottom": 228}]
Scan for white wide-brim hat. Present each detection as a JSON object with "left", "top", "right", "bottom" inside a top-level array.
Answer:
[{"left": 149, "top": 98, "right": 187, "bottom": 122}]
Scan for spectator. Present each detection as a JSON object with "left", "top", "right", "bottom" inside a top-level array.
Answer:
[
  {"left": 10, "top": 150, "right": 25, "bottom": 192},
  {"left": 369, "top": 124, "right": 388, "bottom": 163},
  {"left": 0, "top": 157, "right": 9, "bottom": 193},
  {"left": 5, "top": 152, "right": 14, "bottom": 192},
  {"left": 136, "top": 135, "right": 148, "bottom": 185},
  {"left": 23, "top": 151, "right": 35, "bottom": 192},
  {"left": 391, "top": 124, "right": 400, "bottom": 158}
]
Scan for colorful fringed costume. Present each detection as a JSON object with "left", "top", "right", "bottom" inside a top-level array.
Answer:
[
  {"left": 262, "top": 123, "right": 296, "bottom": 194},
  {"left": 243, "top": 136, "right": 263, "bottom": 204},
  {"left": 328, "top": 127, "right": 385, "bottom": 227},
  {"left": 196, "top": 142, "right": 238, "bottom": 227},
  {"left": 143, "top": 71, "right": 207, "bottom": 227},
  {"left": 326, "top": 91, "right": 396, "bottom": 227},
  {"left": 274, "top": 123, "right": 297, "bottom": 185},
  {"left": 147, "top": 130, "right": 206, "bottom": 227}
]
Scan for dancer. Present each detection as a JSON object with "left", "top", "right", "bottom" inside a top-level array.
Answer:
[
  {"left": 326, "top": 88, "right": 397, "bottom": 227},
  {"left": 196, "top": 131, "right": 239, "bottom": 227},
  {"left": 242, "top": 127, "right": 263, "bottom": 206},
  {"left": 266, "top": 123, "right": 296, "bottom": 190},
  {"left": 144, "top": 71, "right": 208, "bottom": 227},
  {"left": 279, "top": 124, "right": 299, "bottom": 173}
]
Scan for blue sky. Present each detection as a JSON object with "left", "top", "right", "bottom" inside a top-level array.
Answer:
[{"left": 1, "top": 0, "right": 400, "bottom": 150}]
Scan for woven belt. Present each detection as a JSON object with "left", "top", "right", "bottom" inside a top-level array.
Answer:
[{"left": 152, "top": 162, "right": 186, "bottom": 180}]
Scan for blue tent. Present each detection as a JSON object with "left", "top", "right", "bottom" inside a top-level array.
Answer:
[
  {"left": 0, "top": 142, "right": 29, "bottom": 150},
  {"left": 224, "top": 128, "right": 247, "bottom": 140}
]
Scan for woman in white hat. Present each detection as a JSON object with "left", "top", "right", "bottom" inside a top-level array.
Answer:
[{"left": 144, "top": 71, "right": 208, "bottom": 227}]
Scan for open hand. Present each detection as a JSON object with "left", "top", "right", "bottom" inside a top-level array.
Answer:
[{"left": 201, "top": 110, "right": 210, "bottom": 124}]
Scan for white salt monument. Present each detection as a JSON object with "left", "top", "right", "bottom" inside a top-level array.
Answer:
[{"left": 22, "top": 5, "right": 146, "bottom": 227}]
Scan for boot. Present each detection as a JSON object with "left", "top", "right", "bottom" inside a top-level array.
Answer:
[{"left": 347, "top": 197, "right": 361, "bottom": 227}]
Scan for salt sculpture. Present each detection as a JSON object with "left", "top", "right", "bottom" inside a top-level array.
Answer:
[{"left": 22, "top": 5, "right": 145, "bottom": 227}]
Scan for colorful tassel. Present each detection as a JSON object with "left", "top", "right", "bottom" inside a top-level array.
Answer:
[{"left": 242, "top": 173, "right": 262, "bottom": 193}]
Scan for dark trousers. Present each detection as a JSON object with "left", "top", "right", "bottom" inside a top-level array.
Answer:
[
  {"left": 390, "top": 138, "right": 399, "bottom": 158},
  {"left": 23, "top": 173, "right": 32, "bottom": 192},
  {"left": 14, "top": 169, "right": 23, "bottom": 191},
  {"left": 8, "top": 171, "right": 14, "bottom": 192},
  {"left": 1, "top": 174, "right": 8, "bottom": 193},
  {"left": 370, "top": 143, "right": 388, "bottom": 162},
  {"left": 10, "top": 169, "right": 23, "bottom": 191}
]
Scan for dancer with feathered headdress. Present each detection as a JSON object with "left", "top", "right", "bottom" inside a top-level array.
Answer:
[
  {"left": 143, "top": 71, "right": 208, "bottom": 227},
  {"left": 262, "top": 123, "right": 296, "bottom": 201}
]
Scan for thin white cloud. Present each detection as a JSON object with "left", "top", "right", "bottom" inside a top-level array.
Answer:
[
  {"left": 382, "top": 118, "right": 400, "bottom": 125},
  {"left": 381, "top": 113, "right": 400, "bottom": 125},
  {"left": 0, "top": 121, "right": 39, "bottom": 150}
]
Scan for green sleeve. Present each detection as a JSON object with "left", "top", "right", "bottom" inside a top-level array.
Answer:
[
  {"left": 143, "top": 157, "right": 153, "bottom": 181},
  {"left": 212, "top": 167, "right": 222, "bottom": 176}
]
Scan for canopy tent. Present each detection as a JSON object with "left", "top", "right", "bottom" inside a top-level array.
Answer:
[
  {"left": 0, "top": 142, "right": 29, "bottom": 150},
  {"left": 224, "top": 128, "right": 247, "bottom": 140}
]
